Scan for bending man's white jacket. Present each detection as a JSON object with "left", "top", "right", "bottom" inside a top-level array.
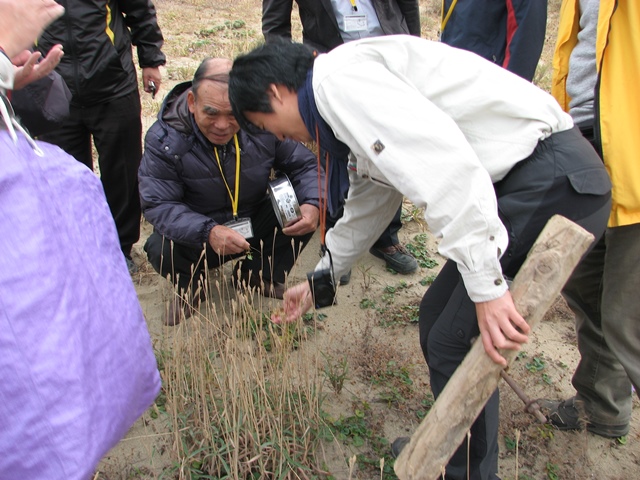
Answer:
[{"left": 312, "top": 35, "right": 574, "bottom": 302}]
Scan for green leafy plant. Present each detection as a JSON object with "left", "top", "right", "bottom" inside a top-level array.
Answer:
[
  {"left": 525, "top": 356, "right": 546, "bottom": 372},
  {"left": 504, "top": 435, "right": 518, "bottom": 451},
  {"left": 360, "top": 298, "right": 376, "bottom": 309},
  {"left": 406, "top": 233, "right": 439, "bottom": 269},
  {"left": 401, "top": 203, "right": 425, "bottom": 225},
  {"left": 416, "top": 394, "right": 435, "bottom": 420},
  {"left": 198, "top": 19, "right": 247, "bottom": 37},
  {"left": 419, "top": 275, "right": 437, "bottom": 286},
  {"left": 546, "top": 461, "right": 560, "bottom": 480},
  {"left": 322, "top": 352, "right": 349, "bottom": 395},
  {"left": 325, "top": 407, "right": 371, "bottom": 447}
]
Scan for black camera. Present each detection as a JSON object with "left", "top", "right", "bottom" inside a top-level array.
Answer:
[{"left": 307, "top": 268, "right": 337, "bottom": 309}]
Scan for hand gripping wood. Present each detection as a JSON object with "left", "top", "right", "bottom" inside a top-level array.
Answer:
[{"left": 394, "top": 215, "right": 595, "bottom": 480}]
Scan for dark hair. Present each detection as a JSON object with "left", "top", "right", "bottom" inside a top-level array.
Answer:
[
  {"left": 192, "top": 58, "right": 230, "bottom": 97},
  {"left": 229, "top": 41, "right": 316, "bottom": 128}
]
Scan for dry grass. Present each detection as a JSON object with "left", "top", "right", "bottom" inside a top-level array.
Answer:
[{"left": 160, "top": 280, "right": 328, "bottom": 479}]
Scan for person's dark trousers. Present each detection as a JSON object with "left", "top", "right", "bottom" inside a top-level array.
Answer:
[
  {"left": 560, "top": 121, "right": 636, "bottom": 430},
  {"left": 327, "top": 202, "right": 402, "bottom": 248},
  {"left": 144, "top": 198, "right": 314, "bottom": 293},
  {"left": 40, "top": 90, "right": 142, "bottom": 257},
  {"left": 418, "top": 127, "right": 611, "bottom": 480}
]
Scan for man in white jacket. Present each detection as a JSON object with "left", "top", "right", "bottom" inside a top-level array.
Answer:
[{"left": 228, "top": 36, "right": 612, "bottom": 479}]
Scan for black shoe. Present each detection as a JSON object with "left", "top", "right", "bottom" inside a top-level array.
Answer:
[
  {"left": 370, "top": 244, "right": 418, "bottom": 274},
  {"left": 125, "top": 255, "right": 139, "bottom": 274},
  {"left": 339, "top": 269, "right": 351, "bottom": 285},
  {"left": 541, "top": 397, "right": 629, "bottom": 438},
  {"left": 390, "top": 436, "right": 410, "bottom": 459}
]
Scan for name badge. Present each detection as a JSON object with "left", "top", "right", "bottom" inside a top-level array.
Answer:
[
  {"left": 224, "top": 217, "right": 254, "bottom": 239},
  {"left": 344, "top": 14, "right": 368, "bottom": 32}
]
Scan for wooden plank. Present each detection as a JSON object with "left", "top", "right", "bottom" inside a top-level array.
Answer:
[{"left": 394, "top": 215, "right": 594, "bottom": 480}]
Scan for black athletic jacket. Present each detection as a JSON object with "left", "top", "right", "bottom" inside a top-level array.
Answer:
[{"left": 37, "top": 0, "right": 166, "bottom": 106}]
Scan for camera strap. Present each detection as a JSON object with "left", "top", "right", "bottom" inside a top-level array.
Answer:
[
  {"left": 315, "top": 124, "right": 337, "bottom": 284},
  {"left": 303, "top": 125, "right": 339, "bottom": 309},
  {"left": 315, "top": 124, "right": 330, "bottom": 253}
]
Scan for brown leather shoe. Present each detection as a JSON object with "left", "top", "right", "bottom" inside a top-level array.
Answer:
[
  {"left": 163, "top": 292, "right": 203, "bottom": 326},
  {"left": 232, "top": 271, "right": 285, "bottom": 299},
  {"left": 164, "top": 296, "right": 189, "bottom": 326},
  {"left": 251, "top": 276, "right": 285, "bottom": 299}
]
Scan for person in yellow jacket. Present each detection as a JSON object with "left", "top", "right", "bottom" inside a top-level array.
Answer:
[{"left": 544, "top": 0, "right": 639, "bottom": 438}]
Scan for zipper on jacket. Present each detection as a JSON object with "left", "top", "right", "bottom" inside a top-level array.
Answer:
[{"left": 60, "top": 0, "right": 82, "bottom": 104}]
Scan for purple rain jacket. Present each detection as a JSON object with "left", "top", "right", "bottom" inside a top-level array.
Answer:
[{"left": 0, "top": 128, "right": 161, "bottom": 479}]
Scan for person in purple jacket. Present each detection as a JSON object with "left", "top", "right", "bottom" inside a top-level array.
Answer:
[{"left": 1, "top": 2, "right": 160, "bottom": 478}]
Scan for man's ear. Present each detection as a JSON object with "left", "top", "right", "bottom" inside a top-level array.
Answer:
[
  {"left": 267, "top": 83, "right": 283, "bottom": 103},
  {"left": 187, "top": 90, "right": 196, "bottom": 113}
]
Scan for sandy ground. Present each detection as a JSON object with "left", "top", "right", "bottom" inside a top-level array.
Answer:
[
  {"left": 95, "top": 1, "right": 638, "bottom": 478},
  {"left": 95, "top": 217, "right": 639, "bottom": 479}
]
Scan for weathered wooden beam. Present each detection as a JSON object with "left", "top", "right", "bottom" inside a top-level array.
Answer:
[{"left": 394, "top": 215, "right": 594, "bottom": 480}]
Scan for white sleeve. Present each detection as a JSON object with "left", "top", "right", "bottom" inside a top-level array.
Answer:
[
  {"left": 0, "top": 53, "right": 14, "bottom": 92},
  {"left": 314, "top": 61, "right": 509, "bottom": 302},
  {"left": 314, "top": 172, "right": 403, "bottom": 279}
]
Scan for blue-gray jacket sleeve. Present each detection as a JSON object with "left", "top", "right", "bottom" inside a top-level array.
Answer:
[{"left": 139, "top": 128, "right": 215, "bottom": 247}]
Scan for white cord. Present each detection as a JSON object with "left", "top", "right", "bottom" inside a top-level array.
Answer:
[{"left": 1, "top": 92, "right": 44, "bottom": 156}]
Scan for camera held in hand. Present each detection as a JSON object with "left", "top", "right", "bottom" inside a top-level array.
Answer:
[{"left": 307, "top": 268, "right": 337, "bottom": 309}]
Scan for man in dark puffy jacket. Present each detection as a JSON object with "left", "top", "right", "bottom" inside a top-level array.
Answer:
[
  {"left": 139, "top": 58, "right": 321, "bottom": 326},
  {"left": 37, "top": 0, "right": 166, "bottom": 274}
]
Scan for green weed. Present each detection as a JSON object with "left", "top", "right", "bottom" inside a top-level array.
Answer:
[
  {"left": 546, "top": 461, "right": 560, "bottom": 480},
  {"left": 322, "top": 352, "right": 349, "bottom": 395},
  {"left": 406, "top": 233, "right": 439, "bottom": 269},
  {"left": 525, "top": 357, "right": 546, "bottom": 373}
]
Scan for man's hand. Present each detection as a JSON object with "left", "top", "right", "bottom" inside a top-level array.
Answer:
[
  {"left": 208, "top": 225, "right": 250, "bottom": 256},
  {"left": 12, "top": 45, "right": 63, "bottom": 90},
  {"left": 0, "top": 0, "right": 65, "bottom": 58},
  {"left": 282, "top": 203, "right": 319, "bottom": 236},
  {"left": 272, "top": 281, "right": 313, "bottom": 323},
  {"left": 142, "top": 66, "right": 162, "bottom": 95},
  {"left": 475, "top": 291, "right": 530, "bottom": 367}
]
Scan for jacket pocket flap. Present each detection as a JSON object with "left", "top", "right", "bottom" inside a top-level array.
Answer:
[{"left": 567, "top": 167, "right": 611, "bottom": 196}]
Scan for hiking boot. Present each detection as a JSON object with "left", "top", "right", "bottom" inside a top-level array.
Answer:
[
  {"left": 390, "top": 436, "right": 410, "bottom": 459},
  {"left": 541, "top": 397, "right": 629, "bottom": 438},
  {"left": 370, "top": 244, "right": 418, "bottom": 274}
]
